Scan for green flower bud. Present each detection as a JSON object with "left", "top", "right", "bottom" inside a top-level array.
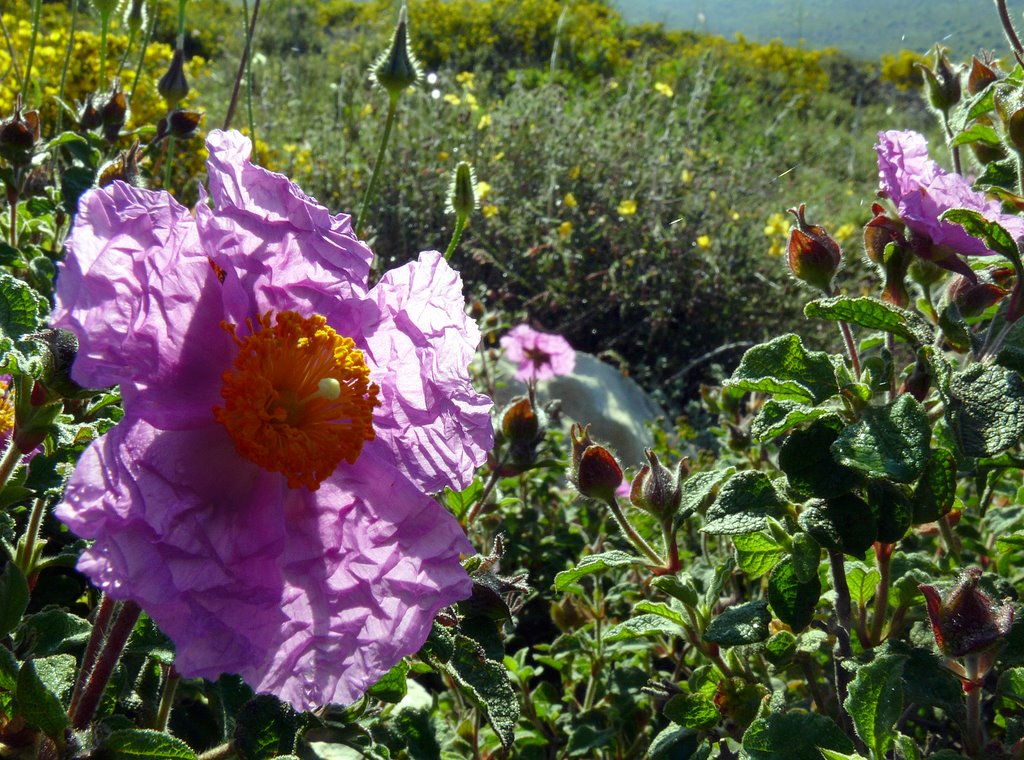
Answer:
[
  {"left": 447, "top": 161, "right": 478, "bottom": 218},
  {"left": 370, "top": 5, "right": 422, "bottom": 98},
  {"left": 124, "top": 0, "right": 147, "bottom": 35},
  {"left": 629, "top": 448, "right": 684, "bottom": 520},
  {"left": 89, "top": 0, "right": 119, "bottom": 21},
  {"left": 917, "top": 46, "right": 961, "bottom": 113}
]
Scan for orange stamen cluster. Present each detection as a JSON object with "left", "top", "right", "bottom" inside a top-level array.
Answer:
[
  {"left": 214, "top": 311, "right": 380, "bottom": 490},
  {"left": 0, "top": 381, "right": 13, "bottom": 438}
]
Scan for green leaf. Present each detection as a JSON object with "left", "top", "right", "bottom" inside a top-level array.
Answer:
[
  {"left": 603, "top": 614, "right": 680, "bottom": 642},
  {"left": 819, "top": 751, "right": 867, "bottom": 760},
  {"left": 742, "top": 711, "right": 854, "bottom": 760},
  {"left": 233, "top": 696, "right": 300, "bottom": 760},
  {"left": 553, "top": 551, "right": 646, "bottom": 591},
  {"left": 702, "top": 471, "right": 787, "bottom": 535},
  {"left": 831, "top": 395, "right": 930, "bottom": 482},
  {"left": 367, "top": 660, "right": 409, "bottom": 704},
  {"left": 732, "top": 532, "right": 785, "bottom": 580},
  {"left": 725, "top": 334, "right": 839, "bottom": 405},
  {"left": 677, "top": 469, "right": 731, "bottom": 522},
  {"left": 444, "top": 635, "right": 519, "bottom": 750},
  {"left": 768, "top": 557, "right": 821, "bottom": 632},
  {"left": 867, "top": 480, "right": 913, "bottom": 544},
  {"left": 651, "top": 575, "right": 699, "bottom": 607},
  {"left": 779, "top": 417, "right": 861, "bottom": 498},
  {"left": 935, "top": 358, "right": 1024, "bottom": 458},
  {"left": 997, "top": 667, "right": 1024, "bottom": 707},
  {"left": 976, "top": 157, "right": 1017, "bottom": 190},
  {"left": 0, "top": 271, "right": 45, "bottom": 343},
  {"left": 763, "top": 631, "right": 797, "bottom": 667},
  {"left": 664, "top": 693, "right": 719, "bottom": 730},
  {"left": 126, "top": 615, "right": 176, "bottom": 666},
  {"left": 941, "top": 208, "right": 1022, "bottom": 266},
  {"left": 634, "top": 600, "right": 687, "bottom": 627},
  {"left": 751, "top": 400, "right": 831, "bottom": 441},
  {"left": 0, "top": 562, "right": 29, "bottom": 638},
  {"left": 102, "top": 729, "right": 198, "bottom": 760},
  {"left": 32, "top": 654, "right": 76, "bottom": 704},
  {"left": 703, "top": 600, "right": 770, "bottom": 647},
  {"left": 950, "top": 122, "right": 1001, "bottom": 148},
  {"left": 844, "top": 562, "right": 881, "bottom": 608},
  {"left": 443, "top": 479, "right": 484, "bottom": 520},
  {"left": 0, "top": 647, "right": 19, "bottom": 691},
  {"left": 648, "top": 726, "right": 699, "bottom": 760},
  {"left": 805, "top": 296, "right": 931, "bottom": 345},
  {"left": 799, "top": 495, "right": 877, "bottom": 556},
  {"left": 844, "top": 654, "right": 906, "bottom": 759},
  {"left": 15, "top": 658, "right": 68, "bottom": 743},
  {"left": 791, "top": 532, "right": 821, "bottom": 583},
  {"left": 912, "top": 448, "right": 957, "bottom": 524}
]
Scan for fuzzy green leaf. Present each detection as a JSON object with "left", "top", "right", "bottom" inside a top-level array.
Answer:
[
  {"left": 912, "top": 448, "right": 957, "bottom": 524},
  {"left": 751, "top": 400, "right": 831, "bottom": 441},
  {"left": 604, "top": 614, "right": 680, "bottom": 642},
  {"left": 444, "top": 635, "right": 519, "bottom": 750},
  {"left": 768, "top": 557, "right": 821, "bottom": 632},
  {"left": 15, "top": 658, "right": 68, "bottom": 743},
  {"left": 634, "top": 600, "right": 687, "bottom": 627},
  {"left": 703, "top": 600, "right": 771, "bottom": 647},
  {"left": 936, "top": 358, "right": 1024, "bottom": 458},
  {"left": 725, "top": 334, "right": 839, "bottom": 405},
  {"left": 233, "top": 696, "right": 300, "bottom": 760},
  {"left": 0, "top": 563, "right": 29, "bottom": 639},
  {"left": 664, "top": 693, "right": 719, "bottom": 730},
  {"left": 844, "top": 562, "right": 881, "bottom": 608},
  {"left": 743, "top": 711, "right": 854, "bottom": 760},
  {"left": 367, "top": 660, "right": 409, "bottom": 704},
  {"left": 845, "top": 654, "right": 907, "bottom": 759},
  {"left": 831, "top": 395, "right": 930, "bottom": 482},
  {"left": 703, "top": 471, "right": 787, "bottom": 535},
  {"left": 805, "top": 296, "right": 931, "bottom": 345},
  {"left": 103, "top": 730, "right": 198, "bottom": 760},
  {"left": 780, "top": 417, "right": 860, "bottom": 498},
  {"left": 554, "top": 551, "right": 646, "bottom": 591},
  {"left": 732, "top": 532, "right": 785, "bottom": 580}
]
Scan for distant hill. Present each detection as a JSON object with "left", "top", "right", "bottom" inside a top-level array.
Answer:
[{"left": 610, "top": 0, "right": 1007, "bottom": 60}]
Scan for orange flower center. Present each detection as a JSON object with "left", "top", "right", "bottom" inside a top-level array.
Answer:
[{"left": 213, "top": 311, "right": 380, "bottom": 490}]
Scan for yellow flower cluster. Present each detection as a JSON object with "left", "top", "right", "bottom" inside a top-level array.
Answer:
[
  {"left": 879, "top": 49, "right": 928, "bottom": 91},
  {"left": 764, "top": 211, "right": 789, "bottom": 257}
]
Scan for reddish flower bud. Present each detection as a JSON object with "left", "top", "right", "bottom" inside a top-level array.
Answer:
[
  {"left": 968, "top": 55, "right": 999, "bottom": 96},
  {"left": 570, "top": 426, "right": 622, "bottom": 501},
  {"left": 0, "top": 95, "right": 41, "bottom": 167},
  {"left": 919, "top": 569, "right": 1014, "bottom": 658},
  {"left": 629, "top": 448, "right": 685, "bottom": 519},
  {"left": 947, "top": 275, "right": 1008, "bottom": 318},
  {"left": 100, "top": 83, "right": 128, "bottom": 142},
  {"left": 786, "top": 203, "right": 841, "bottom": 294},
  {"left": 158, "top": 48, "right": 190, "bottom": 108}
]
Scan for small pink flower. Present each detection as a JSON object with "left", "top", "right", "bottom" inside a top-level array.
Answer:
[
  {"left": 875, "top": 129, "right": 1024, "bottom": 279},
  {"left": 52, "top": 130, "right": 493, "bottom": 711},
  {"left": 500, "top": 324, "right": 575, "bottom": 382}
]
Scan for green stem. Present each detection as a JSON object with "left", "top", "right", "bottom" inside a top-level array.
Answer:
[
  {"left": 838, "top": 321, "right": 861, "bottom": 380},
  {"left": 153, "top": 667, "right": 179, "bottom": 731},
  {"left": 21, "top": 0, "right": 42, "bottom": 100},
  {"left": 869, "top": 543, "right": 892, "bottom": 646},
  {"left": 828, "top": 549, "right": 862, "bottom": 751},
  {"left": 128, "top": 8, "right": 157, "bottom": 106},
  {"left": 938, "top": 513, "right": 961, "bottom": 566},
  {"left": 115, "top": 27, "right": 138, "bottom": 79},
  {"left": 0, "top": 438, "right": 25, "bottom": 493},
  {"left": 356, "top": 93, "right": 399, "bottom": 239},
  {"left": 662, "top": 519, "right": 680, "bottom": 574},
  {"left": 99, "top": 15, "right": 110, "bottom": 92},
  {"left": 56, "top": 0, "right": 80, "bottom": 134},
  {"left": 164, "top": 135, "right": 176, "bottom": 190},
  {"left": 14, "top": 497, "right": 46, "bottom": 576},
  {"left": 0, "top": 15, "right": 24, "bottom": 90},
  {"left": 582, "top": 583, "right": 604, "bottom": 711},
  {"left": 223, "top": 0, "right": 262, "bottom": 132},
  {"left": 242, "top": 0, "right": 257, "bottom": 155},
  {"left": 8, "top": 186, "right": 17, "bottom": 248},
  {"left": 964, "top": 654, "right": 984, "bottom": 757},
  {"left": 175, "top": 0, "right": 188, "bottom": 48},
  {"left": 463, "top": 463, "right": 502, "bottom": 527},
  {"left": 603, "top": 496, "right": 664, "bottom": 566},
  {"left": 444, "top": 214, "right": 467, "bottom": 261},
  {"left": 70, "top": 601, "right": 141, "bottom": 730},
  {"left": 943, "top": 111, "right": 962, "bottom": 176}
]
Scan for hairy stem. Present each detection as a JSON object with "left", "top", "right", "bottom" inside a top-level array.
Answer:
[
  {"left": 67, "top": 595, "right": 116, "bottom": 720},
  {"left": 223, "top": 0, "right": 262, "bottom": 131},
  {"left": 444, "top": 214, "right": 467, "bottom": 261},
  {"left": 70, "top": 601, "right": 141, "bottom": 730},
  {"left": 0, "top": 438, "right": 25, "bottom": 494},
  {"left": 603, "top": 496, "right": 664, "bottom": 566},
  {"left": 56, "top": 0, "right": 80, "bottom": 134},
  {"left": 996, "top": 0, "right": 1024, "bottom": 67},
  {"left": 15, "top": 497, "right": 46, "bottom": 576},
  {"left": 870, "top": 542, "right": 893, "bottom": 645},
  {"left": 356, "top": 94, "right": 399, "bottom": 239},
  {"left": 828, "top": 550, "right": 861, "bottom": 749}
]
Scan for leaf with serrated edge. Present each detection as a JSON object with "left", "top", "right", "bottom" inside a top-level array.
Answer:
[
  {"left": 103, "top": 729, "right": 197, "bottom": 760},
  {"left": 725, "top": 334, "right": 839, "bottom": 405},
  {"left": 445, "top": 635, "right": 519, "bottom": 750},
  {"left": 751, "top": 400, "right": 831, "bottom": 441},
  {"left": 604, "top": 614, "right": 681, "bottom": 642},
  {"left": 805, "top": 296, "right": 931, "bottom": 345},
  {"left": 703, "top": 600, "right": 771, "bottom": 647},
  {"left": 732, "top": 533, "right": 785, "bottom": 579},
  {"left": 554, "top": 551, "right": 645, "bottom": 591},
  {"left": 15, "top": 659, "right": 67, "bottom": 743},
  {"left": 844, "top": 654, "right": 907, "bottom": 759},
  {"left": 703, "top": 471, "right": 786, "bottom": 535},
  {"left": 832, "top": 395, "right": 930, "bottom": 482},
  {"left": 742, "top": 711, "right": 854, "bottom": 760}
]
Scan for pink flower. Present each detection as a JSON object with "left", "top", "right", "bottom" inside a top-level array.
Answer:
[
  {"left": 500, "top": 324, "right": 575, "bottom": 382},
  {"left": 875, "top": 129, "right": 1024, "bottom": 279},
  {"left": 52, "top": 130, "right": 493, "bottom": 711}
]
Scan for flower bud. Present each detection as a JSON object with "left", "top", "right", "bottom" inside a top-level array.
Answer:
[
  {"left": 98, "top": 141, "right": 142, "bottom": 187},
  {"left": 501, "top": 396, "right": 540, "bottom": 443},
  {"left": 155, "top": 109, "right": 203, "bottom": 142},
  {"left": 995, "top": 86, "right": 1024, "bottom": 154},
  {"left": 124, "top": 0, "right": 147, "bottom": 35},
  {"left": 158, "top": 48, "right": 190, "bottom": 109},
  {"left": 968, "top": 55, "right": 999, "bottom": 96},
  {"left": 786, "top": 203, "right": 841, "bottom": 295},
  {"left": 917, "top": 46, "right": 961, "bottom": 113},
  {"left": 864, "top": 205, "right": 912, "bottom": 307},
  {"left": 100, "top": 82, "right": 128, "bottom": 142},
  {"left": 370, "top": 5, "right": 422, "bottom": 99},
  {"left": 573, "top": 444, "right": 623, "bottom": 501},
  {"left": 629, "top": 449, "right": 684, "bottom": 520},
  {"left": 897, "top": 352, "right": 931, "bottom": 402},
  {"left": 919, "top": 569, "right": 1013, "bottom": 658},
  {"left": 947, "top": 275, "right": 1007, "bottom": 318},
  {"left": 447, "top": 161, "right": 478, "bottom": 218},
  {"left": 0, "top": 96, "right": 41, "bottom": 168},
  {"left": 89, "top": 0, "right": 119, "bottom": 21},
  {"left": 79, "top": 95, "right": 102, "bottom": 131}
]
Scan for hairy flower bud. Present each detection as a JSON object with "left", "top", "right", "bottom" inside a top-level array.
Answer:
[
  {"left": 370, "top": 5, "right": 422, "bottom": 98},
  {"left": 629, "top": 449, "right": 684, "bottom": 520},
  {"left": 968, "top": 55, "right": 999, "bottom": 96},
  {"left": 155, "top": 109, "right": 203, "bottom": 142},
  {"left": 158, "top": 48, "right": 190, "bottom": 109},
  {"left": 501, "top": 396, "right": 540, "bottom": 443},
  {"left": 124, "top": 0, "right": 147, "bottom": 35},
  {"left": 919, "top": 569, "right": 1013, "bottom": 658},
  {"left": 947, "top": 275, "right": 1007, "bottom": 318},
  {"left": 447, "top": 161, "right": 478, "bottom": 218},
  {"left": 786, "top": 203, "right": 841, "bottom": 294},
  {"left": 0, "top": 96, "right": 40, "bottom": 167},
  {"left": 79, "top": 95, "right": 102, "bottom": 131},
  {"left": 98, "top": 141, "right": 142, "bottom": 188},
  {"left": 573, "top": 445, "right": 623, "bottom": 501},
  {"left": 100, "top": 83, "right": 128, "bottom": 142},
  {"left": 917, "top": 46, "right": 961, "bottom": 113},
  {"left": 864, "top": 204, "right": 912, "bottom": 307}
]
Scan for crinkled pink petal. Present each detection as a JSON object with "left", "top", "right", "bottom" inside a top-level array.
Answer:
[
  {"left": 200, "top": 130, "right": 373, "bottom": 321},
  {"left": 361, "top": 251, "right": 493, "bottom": 493},
  {"left": 876, "top": 129, "right": 1024, "bottom": 258},
  {"left": 57, "top": 417, "right": 471, "bottom": 710},
  {"left": 51, "top": 183, "right": 231, "bottom": 430}
]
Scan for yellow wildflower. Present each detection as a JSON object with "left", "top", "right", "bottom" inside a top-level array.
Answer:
[
  {"left": 563, "top": 192, "right": 577, "bottom": 209},
  {"left": 617, "top": 199, "right": 637, "bottom": 216},
  {"left": 438, "top": 150, "right": 450, "bottom": 162},
  {"left": 833, "top": 223, "right": 857, "bottom": 245},
  {"left": 0, "top": 380, "right": 12, "bottom": 437},
  {"left": 493, "top": 151, "right": 505, "bottom": 162},
  {"left": 464, "top": 92, "right": 479, "bottom": 110},
  {"left": 708, "top": 190, "right": 718, "bottom": 201},
  {"left": 730, "top": 210, "right": 741, "bottom": 221},
  {"left": 696, "top": 234, "right": 711, "bottom": 249},
  {"left": 443, "top": 93, "right": 461, "bottom": 106},
  {"left": 482, "top": 204, "right": 498, "bottom": 218},
  {"left": 359, "top": 103, "right": 374, "bottom": 118},
  {"left": 456, "top": 71, "right": 475, "bottom": 89},
  {"left": 681, "top": 169, "right": 693, "bottom": 184},
  {"left": 654, "top": 81, "right": 674, "bottom": 98},
  {"left": 568, "top": 165, "right": 581, "bottom": 180},
  {"left": 476, "top": 181, "right": 492, "bottom": 200},
  {"left": 558, "top": 221, "right": 573, "bottom": 238},
  {"left": 477, "top": 113, "right": 492, "bottom": 129}
]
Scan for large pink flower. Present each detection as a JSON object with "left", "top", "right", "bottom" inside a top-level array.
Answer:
[
  {"left": 500, "top": 324, "right": 575, "bottom": 382},
  {"left": 51, "top": 130, "right": 493, "bottom": 710},
  {"left": 875, "top": 129, "right": 1024, "bottom": 278}
]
